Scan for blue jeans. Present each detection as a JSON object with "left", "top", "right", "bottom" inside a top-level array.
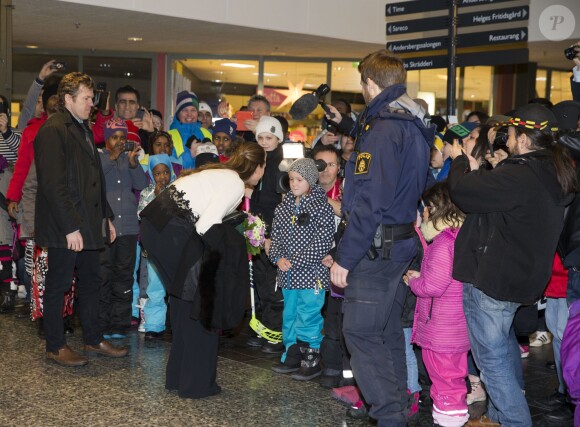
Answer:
[
  {"left": 545, "top": 297, "right": 569, "bottom": 394},
  {"left": 403, "top": 327, "right": 421, "bottom": 394},
  {"left": 567, "top": 269, "right": 580, "bottom": 306},
  {"left": 463, "top": 283, "right": 531, "bottom": 427}
]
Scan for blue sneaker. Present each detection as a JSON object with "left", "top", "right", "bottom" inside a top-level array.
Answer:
[
  {"left": 103, "top": 334, "right": 112, "bottom": 340},
  {"left": 110, "top": 333, "right": 126, "bottom": 339}
]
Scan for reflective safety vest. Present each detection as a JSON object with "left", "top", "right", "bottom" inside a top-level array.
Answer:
[{"left": 168, "top": 127, "right": 212, "bottom": 158}]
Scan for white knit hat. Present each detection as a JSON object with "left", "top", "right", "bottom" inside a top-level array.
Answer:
[
  {"left": 199, "top": 102, "right": 212, "bottom": 115},
  {"left": 255, "top": 116, "right": 283, "bottom": 141}
]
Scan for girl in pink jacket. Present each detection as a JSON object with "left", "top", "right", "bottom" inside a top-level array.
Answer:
[{"left": 405, "top": 182, "right": 469, "bottom": 427}]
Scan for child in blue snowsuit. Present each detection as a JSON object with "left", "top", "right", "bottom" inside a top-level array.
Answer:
[
  {"left": 137, "top": 154, "right": 176, "bottom": 339},
  {"left": 269, "top": 158, "right": 334, "bottom": 381}
]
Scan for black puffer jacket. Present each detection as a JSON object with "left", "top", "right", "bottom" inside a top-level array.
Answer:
[
  {"left": 449, "top": 150, "right": 573, "bottom": 304},
  {"left": 250, "top": 145, "right": 283, "bottom": 236}
]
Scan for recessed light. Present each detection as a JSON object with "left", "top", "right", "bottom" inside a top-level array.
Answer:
[
  {"left": 213, "top": 80, "right": 222, "bottom": 83},
  {"left": 470, "top": 94, "right": 475, "bottom": 99},
  {"left": 99, "top": 63, "right": 111, "bottom": 68},
  {"left": 128, "top": 37, "right": 142, "bottom": 42},
  {"left": 124, "top": 72, "right": 133, "bottom": 77},
  {"left": 26, "top": 45, "right": 38, "bottom": 49},
  {"left": 221, "top": 63, "right": 254, "bottom": 69}
]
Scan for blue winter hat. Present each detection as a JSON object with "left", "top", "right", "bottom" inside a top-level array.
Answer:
[
  {"left": 148, "top": 154, "right": 175, "bottom": 182},
  {"left": 175, "top": 90, "right": 199, "bottom": 118},
  {"left": 213, "top": 118, "right": 237, "bottom": 139}
]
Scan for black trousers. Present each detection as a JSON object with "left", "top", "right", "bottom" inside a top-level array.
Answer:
[
  {"left": 166, "top": 296, "right": 221, "bottom": 399},
  {"left": 99, "top": 235, "right": 137, "bottom": 333},
  {"left": 320, "top": 293, "right": 351, "bottom": 373},
  {"left": 252, "top": 251, "right": 283, "bottom": 331},
  {"left": 44, "top": 248, "right": 102, "bottom": 352},
  {"left": 343, "top": 254, "right": 410, "bottom": 426}
]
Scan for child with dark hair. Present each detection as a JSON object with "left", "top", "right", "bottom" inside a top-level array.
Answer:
[
  {"left": 137, "top": 154, "right": 176, "bottom": 339},
  {"left": 404, "top": 182, "right": 469, "bottom": 427}
]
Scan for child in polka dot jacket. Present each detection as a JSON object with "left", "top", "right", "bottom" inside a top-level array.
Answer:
[{"left": 269, "top": 158, "right": 335, "bottom": 381}]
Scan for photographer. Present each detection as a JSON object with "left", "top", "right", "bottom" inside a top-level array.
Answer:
[
  {"left": 18, "top": 59, "right": 60, "bottom": 130},
  {"left": 99, "top": 118, "right": 148, "bottom": 339},
  {"left": 447, "top": 104, "right": 577, "bottom": 425},
  {"left": 568, "top": 41, "right": 580, "bottom": 101}
]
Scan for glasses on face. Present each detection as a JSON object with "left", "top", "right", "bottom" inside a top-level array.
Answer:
[{"left": 326, "top": 162, "right": 338, "bottom": 168}]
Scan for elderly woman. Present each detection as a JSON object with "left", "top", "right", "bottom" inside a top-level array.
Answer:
[{"left": 140, "top": 142, "right": 266, "bottom": 399}]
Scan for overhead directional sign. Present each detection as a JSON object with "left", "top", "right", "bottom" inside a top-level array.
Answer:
[
  {"left": 387, "top": 36, "right": 448, "bottom": 53},
  {"left": 386, "top": 0, "right": 448, "bottom": 17},
  {"left": 403, "top": 56, "right": 448, "bottom": 70},
  {"left": 386, "top": 16, "right": 449, "bottom": 35},
  {"left": 458, "top": 6, "right": 529, "bottom": 27},
  {"left": 459, "top": 28, "right": 527, "bottom": 48},
  {"left": 457, "top": 0, "right": 515, "bottom": 7}
]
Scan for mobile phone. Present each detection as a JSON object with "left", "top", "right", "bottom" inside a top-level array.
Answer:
[
  {"left": 50, "top": 62, "right": 66, "bottom": 71},
  {"left": 0, "top": 102, "right": 6, "bottom": 115},
  {"left": 236, "top": 110, "right": 254, "bottom": 131},
  {"left": 124, "top": 141, "right": 136, "bottom": 152},
  {"left": 135, "top": 109, "right": 145, "bottom": 120}
]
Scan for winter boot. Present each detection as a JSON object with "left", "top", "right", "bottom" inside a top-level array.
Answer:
[
  {"left": 272, "top": 343, "right": 301, "bottom": 374},
  {"left": 0, "top": 290, "right": 16, "bottom": 314},
  {"left": 291, "top": 347, "right": 322, "bottom": 381}
]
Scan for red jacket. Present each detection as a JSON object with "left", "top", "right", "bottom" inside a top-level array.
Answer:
[
  {"left": 544, "top": 253, "right": 568, "bottom": 298},
  {"left": 7, "top": 114, "right": 47, "bottom": 202}
]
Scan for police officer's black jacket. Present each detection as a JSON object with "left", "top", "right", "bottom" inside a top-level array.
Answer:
[
  {"left": 448, "top": 150, "right": 573, "bottom": 304},
  {"left": 34, "top": 109, "right": 113, "bottom": 249},
  {"left": 250, "top": 145, "right": 283, "bottom": 236}
]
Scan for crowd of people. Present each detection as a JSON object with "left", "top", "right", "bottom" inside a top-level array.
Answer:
[{"left": 0, "top": 45, "right": 579, "bottom": 427}]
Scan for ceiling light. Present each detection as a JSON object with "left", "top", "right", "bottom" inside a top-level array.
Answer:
[
  {"left": 334, "top": 66, "right": 343, "bottom": 71},
  {"left": 127, "top": 37, "right": 142, "bottom": 42},
  {"left": 99, "top": 63, "right": 111, "bottom": 68},
  {"left": 221, "top": 63, "right": 255, "bottom": 69},
  {"left": 252, "top": 73, "right": 279, "bottom": 77},
  {"left": 26, "top": 45, "right": 38, "bottom": 49},
  {"left": 213, "top": 80, "right": 222, "bottom": 83},
  {"left": 124, "top": 72, "right": 133, "bottom": 77},
  {"left": 470, "top": 94, "right": 475, "bottom": 99}
]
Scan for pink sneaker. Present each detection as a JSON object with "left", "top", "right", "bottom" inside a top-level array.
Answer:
[
  {"left": 519, "top": 344, "right": 529, "bottom": 358},
  {"left": 331, "top": 385, "right": 360, "bottom": 406}
]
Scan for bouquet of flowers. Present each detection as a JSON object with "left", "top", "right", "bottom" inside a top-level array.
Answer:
[{"left": 243, "top": 213, "right": 266, "bottom": 255}]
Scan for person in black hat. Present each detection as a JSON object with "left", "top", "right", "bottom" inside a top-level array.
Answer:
[{"left": 447, "top": 103, "right": 577, "bottom": 425}]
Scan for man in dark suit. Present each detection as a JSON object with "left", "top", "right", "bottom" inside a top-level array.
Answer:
[{"left": 34, "top": 72, "right": 128, "bottom": 366}]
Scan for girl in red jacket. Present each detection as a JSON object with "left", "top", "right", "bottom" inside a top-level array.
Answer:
[{"left": 405, "top": 182, "right": 469, "bottom": 427}]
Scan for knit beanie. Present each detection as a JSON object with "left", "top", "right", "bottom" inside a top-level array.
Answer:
[
  {"left": 213, "top": 118, "right": 236, "bottom": 139},
  {"left": 255, "top": 116, "right": 283, "bottom": 141},
  {"left": 175, "top": 90, "right": 199, "bottom": 118},
  {"left": 104, "top": 118, "right": 128, "bottom": 142},
  {"left": 552, "top": 101, "right": 580, "bottom": 131},
  {"left": 199, "top": 102, "right": 212, "bottom": 115},
  {"left": 288, "top": 158, "right": 319, "bottom": 187}
]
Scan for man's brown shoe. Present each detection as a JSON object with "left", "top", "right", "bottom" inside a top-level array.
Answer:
[
  {"left": 467, "top": 415, "right": 500, "bottom": 426},
  {"left": 46, "top": 345, "right": 89, "bottom": 367},
  {"left": 84, "top": 340, "right": 128, "bottom": 358}
]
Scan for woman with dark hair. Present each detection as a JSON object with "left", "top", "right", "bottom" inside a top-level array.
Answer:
[{"left": 140, "top": 141, "right": 266, "bottom": 399}]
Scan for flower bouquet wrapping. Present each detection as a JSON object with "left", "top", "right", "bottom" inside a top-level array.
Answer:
[{"left": 243, "top": 213, "right": 266, "bottom": 256}]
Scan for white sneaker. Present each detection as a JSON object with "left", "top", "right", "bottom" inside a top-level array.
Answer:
[
  {"left": 17, "top": 285, "right": 27, "bottom": 299},
  {"left": 466, "top": 375, "right": 487, "bottom": 405},
  {"left": 529, "top": 331, "right": 552, "bottom": 347}
]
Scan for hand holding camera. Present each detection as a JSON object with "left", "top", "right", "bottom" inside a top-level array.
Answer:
[{"left": 565, "top": 42, "right": 580, "bottom": 68}]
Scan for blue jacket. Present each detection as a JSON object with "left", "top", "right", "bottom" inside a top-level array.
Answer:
[
  {"left": 336, "top": 84, "right": 434, "bottom": 271},
  {"left": 100, "top": 150, "right": 149, "bottom": 236},
  {"left": 269, "top": 185, "right": 334, "bottom": 290}
]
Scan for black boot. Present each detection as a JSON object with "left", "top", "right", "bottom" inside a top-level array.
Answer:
[
  {"left": 291, "top": 347, "right": 322, "bottom": 381},
  {"left": 272, "top": 343, "right": 301, "bottom": 374},
  {"left": 37, "top": 318, "right": 45, "bottom": 339},
  {"left": 0, "top": 290, "right": 16, "bottom": 314}
]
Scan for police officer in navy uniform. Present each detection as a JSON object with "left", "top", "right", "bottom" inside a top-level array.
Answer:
[{"left": 329, "top": 50, "right": 434, "bottom": 425}]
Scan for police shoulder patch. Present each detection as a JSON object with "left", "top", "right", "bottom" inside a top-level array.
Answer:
[{"left": 355, "top": 152, "right": 372, "bottom": 175}]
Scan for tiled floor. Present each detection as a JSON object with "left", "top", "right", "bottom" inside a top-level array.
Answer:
[{"left": 0, "top": 307, "right": 572, "bottom": 427}]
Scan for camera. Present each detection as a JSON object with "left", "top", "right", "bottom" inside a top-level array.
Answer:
[
  {"left": 489, "top": 124, "right": 509, "bottom": 157},
  {"left": 94, "top": 82, "right": 109, "bottom": 111},
  {"left": 124, "top": 141, "right": 136, "bottom": 152},
  {"left": 276, "top": 143, "right": 327, "bottom": 193},
  {"left": 565, "top": 45, "right": 579, "bottom": 60},
  {"left": 50, "top": 61, "right": 66, "bottom": 71},
  {"left": 0, "top": 101, "right": 6, "bottom": 116}
]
